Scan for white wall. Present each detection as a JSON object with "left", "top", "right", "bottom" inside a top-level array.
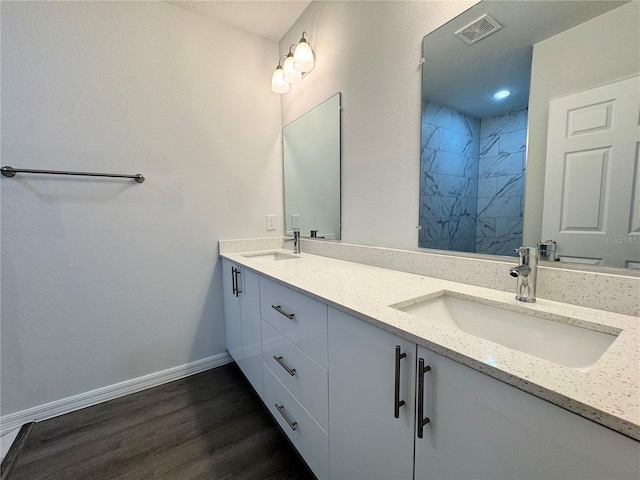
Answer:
[
  {"left": 0, "top": 2, "right": 281, "bottom": 416},
  {"left": 280, "top": 1, "right": 478, "bottom": 250},
  {"left": 523, "top": 2, "right": 640, "bottom": 245}
]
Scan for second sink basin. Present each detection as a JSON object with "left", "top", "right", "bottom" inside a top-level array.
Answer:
[
  {"left": 241, "top": 252, "right": 298, "bottom": 263},
  {"left": 393, "top": 293, "right": 618, "bottom": 371}
]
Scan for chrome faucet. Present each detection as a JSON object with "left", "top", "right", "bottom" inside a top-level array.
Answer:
[
  {"left": 510, "top": 246, "right": 538, "bottom": 303},
  {"left": 285, "top": 230, "right": 301, "bottom": 254}
]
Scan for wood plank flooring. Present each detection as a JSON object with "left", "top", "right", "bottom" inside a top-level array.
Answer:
[{"left": 9, "top": 364, "right": 315, "bottom": 480}]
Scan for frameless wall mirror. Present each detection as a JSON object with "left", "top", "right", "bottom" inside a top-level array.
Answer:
[
  {"left": 419, "top": 0, "right": 639, "bottom": 271},
  {"left": 284, "top": 93, "right": 341, "bottom": 240}
]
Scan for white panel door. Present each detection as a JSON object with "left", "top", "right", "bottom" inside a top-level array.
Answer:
[
  {"left": 328, "top": 307, "right": 415, "bottom": 480},
  {"left": 542, "top": 75, "right": 640, "bottom": 267}
]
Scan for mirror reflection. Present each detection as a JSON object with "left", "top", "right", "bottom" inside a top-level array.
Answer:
[
  {"left": 283, "top": 93, "right": 341, "bottom": 240},
  {"left": 419, "top": 1, "right": 639, "bottom": 269}
]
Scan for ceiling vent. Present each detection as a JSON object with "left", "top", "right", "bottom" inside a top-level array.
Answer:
[{"left": 455, "top": 14, "right": 502, "bottom": 45}]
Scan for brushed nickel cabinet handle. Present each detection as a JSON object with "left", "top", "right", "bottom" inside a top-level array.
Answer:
[
  {"left": 394, "top": 345, "right": 407, "bottom": 419},
  {"left": 275, "top": 404, "right": 298, "bottom": 431},
  {"left": 417, "top": 358, "right": 432, "bottom": 439},
  {"left": 271, "top": 304, "right": 294, "bottom": 319},
  {"left": 273, "top": 355, "right": 296, "bottom": 376}
]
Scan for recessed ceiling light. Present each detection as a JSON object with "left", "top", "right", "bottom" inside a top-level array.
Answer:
[{"left": 493, "top": 90, "right": 511, "bottom": 100}]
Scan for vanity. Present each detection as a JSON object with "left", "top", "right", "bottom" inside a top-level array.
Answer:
[
  {"left": 220, "top": 241, "right": 639, "bottom": 480},
  {"left": 233, "top": 4, "right": 640, "bottom": 477}
]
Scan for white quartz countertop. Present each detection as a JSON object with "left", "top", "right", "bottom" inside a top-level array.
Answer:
[{"left": 220, "top": 248, "right": 640, "bottom": 440}]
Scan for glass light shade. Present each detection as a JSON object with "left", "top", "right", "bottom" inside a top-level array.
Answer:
[
  {"left": 271, "top": 66, "right": 290, "bottom": 94},
  {"left": 293, "top": 39, "right": 315, "bottom": 73},
  {"left": 283, "top": 54, "right": 302, "bottom": 83}
]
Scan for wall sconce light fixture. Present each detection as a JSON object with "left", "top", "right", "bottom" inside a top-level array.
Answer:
[
  {"left": 271, "top": 55, "right": 290, "bottom": 94},
  {"left": 271, "top": 32, "right": 315, "bottom": 94}
]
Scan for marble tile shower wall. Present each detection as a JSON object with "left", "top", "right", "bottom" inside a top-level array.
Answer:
[
  {"left": 420, "top": 101, "right": 480, "bottom": 253},
  {"left": 476, "top": 107, "right": 528, "bottom": 255}
]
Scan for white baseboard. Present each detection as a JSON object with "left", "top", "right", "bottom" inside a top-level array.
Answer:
[{"left": 0, "top": 352, "right": 232, "bottom": 434}]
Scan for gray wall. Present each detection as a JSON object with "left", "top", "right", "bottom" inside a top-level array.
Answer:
[
  {"left": 1, "top": 1, "right": 281, "bottom": 416},
  {"left": 279, "top": 0, "right": 479, "bottom": 250}
]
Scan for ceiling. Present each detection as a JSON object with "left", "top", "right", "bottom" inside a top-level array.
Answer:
[
  {"left": 422, "top": 0, "right": 628, "bottom": 119},
  {"left": 165, "top": 1, "right": 312, "bottom": 42}
]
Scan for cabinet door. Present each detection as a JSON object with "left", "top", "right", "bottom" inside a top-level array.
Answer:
[
  {"left": 414, "top": 346, "right": 640, "bottom": 480},
  {"left": 222, "top": 259, "right": 242, "bottom": 363},
  {"left": 238, "top": 268, "right": 263, "bottom": 400},
  {"left": 328, "top": 307, "right": 415, "bottom": 480}
]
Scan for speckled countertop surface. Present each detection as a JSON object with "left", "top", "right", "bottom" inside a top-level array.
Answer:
[{"left": 221, "top": 249, "right": 640, "bottom": 440}]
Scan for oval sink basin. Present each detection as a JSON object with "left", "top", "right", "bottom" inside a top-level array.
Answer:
[
  {"left": 241, "top": 252, "right": 298, "bottom": 263},
  {"left": 393, "top": 293, "right": 618, "bottom": 371}
]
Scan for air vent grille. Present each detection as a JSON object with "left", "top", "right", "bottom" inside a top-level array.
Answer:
[{"left": 455, "top": 14, "right": 502, "bottom": 45}]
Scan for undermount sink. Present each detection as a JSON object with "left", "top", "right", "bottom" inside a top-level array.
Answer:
[
  {"left": 241, "top": 252, "right": 298, "bottom": 263},
  {"left": 392, "top": 293, "right": 618, "bottom": 371}
]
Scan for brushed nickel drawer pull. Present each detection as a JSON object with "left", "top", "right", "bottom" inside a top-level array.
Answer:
[
  {"left": 417, "top": 358, "right": 432, "bottom": 439},
  {"left": 273, "top": 355, "right": 296, "bottom": 376},
  {"left": 271, "top": 304, "right": 295, "bottom": 319},
  {"left": 275, "top": 404, "right": 298, "bottom": 431}
]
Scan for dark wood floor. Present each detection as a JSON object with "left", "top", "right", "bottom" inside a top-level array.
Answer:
[{"left": 9, "top": 364, "right": 315, "bottom": 480}]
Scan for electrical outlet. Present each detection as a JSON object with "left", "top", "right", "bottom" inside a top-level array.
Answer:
[
  {"left": 291, "top": 214, "right": 300, "bottom": 229},
  {"left": 266, "top": 215, "right": 276, "bottom": 231}
]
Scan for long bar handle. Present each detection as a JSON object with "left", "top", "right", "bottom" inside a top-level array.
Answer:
[
  {"left": 273, "top": 355, "right": 296, "bottom": 376},
  {"left": 394, "top": 345, "right": 407, "bottom": 419},
  {"left": 231, "top": 267, "right": 237, "bottom": 296},
  {"left": 234, "top": 268, "right": 241, "bottom": 297},
  {"left": 417, "top": 358, "right": 432, "bottom": 439},
  {"left": 275, "top": 404, "right": 298, "bottom": 431},
  {"left": 1, "top": 166, "right": 144, "bottom": 183},
  {"left": 271, "top": 305, "right": 294, "bottom": 319}
]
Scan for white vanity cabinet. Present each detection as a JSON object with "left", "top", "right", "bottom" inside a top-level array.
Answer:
[
  {"left": 221, "top": 259, "right": 263, "bottom": 399},
  {"left": 328, "top": 307, "right": 416, "bottom": 480},
  {"left": 329, "top": 307, "right": 640, "bottom": 480},
  {"left": 221, "top": 256, "right": 638, "bottom": 480},
  {"left": 259, "top": 276, "right": 330, "bottom": 480},
  {"left": 414, "top": 346, "right": 640, "bottom": 480}
]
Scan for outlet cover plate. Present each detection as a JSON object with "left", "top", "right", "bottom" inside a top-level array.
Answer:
[{"left": 266, "top": 215, "right": 276, "bottom": 231}]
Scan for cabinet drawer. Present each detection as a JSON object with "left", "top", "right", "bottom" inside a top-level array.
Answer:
[
  {"left": 262, "top": 320, "right": 328, "bottom": 432},
  {"left": 264, "top": 366, "right": 329, "bottom": 480},
  {"left": 260, "top": 277, "right": 328, "bottom": 368}
]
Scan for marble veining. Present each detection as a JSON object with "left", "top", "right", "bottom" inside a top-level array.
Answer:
[
  {"left": 420, "top": 100, "right": 480, "bottom": 254},
  {"left": 220, "top": 243, "right": 640, "bottom": 440},
  {"left": 475, "top": 107, "right": 527, "bottom": 256},
  {"left": 420, "top": 101, "right": 527, "bottom": 256}
]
